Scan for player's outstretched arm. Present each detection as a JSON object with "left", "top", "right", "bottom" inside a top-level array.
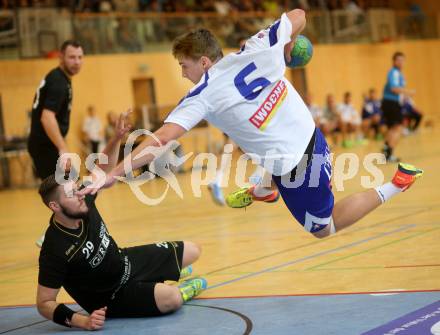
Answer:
[
  {"left": 111, "top": 122, "right": 187, "bottom": 177},
  {"left": 98, "top": 109, "right": 132, "bottom": 173},
  {"left": 78, "top": 122, "right": 187, "bottom": 195},
  {"left": 36, "top": 284, "right": 107, "bottom": 330}
]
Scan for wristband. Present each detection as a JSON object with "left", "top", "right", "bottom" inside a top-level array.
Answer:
[{"left": 53, "top": 304, "right": 75, "bottom": 327}]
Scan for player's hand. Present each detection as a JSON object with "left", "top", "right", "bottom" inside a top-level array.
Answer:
[
  {"left": 115, "top": 108, "right": 133, "bottom": 140},
  {"left": 78, "top": 172, "right": 116, "bottom": 196},
  {"left": 84, "top": 306, "right": 106, "bottom": 330},
  {"left": 58, "top": 149, "right": 72, "bottom": 172}
]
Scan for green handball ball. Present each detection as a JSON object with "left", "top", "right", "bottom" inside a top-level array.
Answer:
[{"left": 286, "top": 35, "right": 313, "bottom": 68}]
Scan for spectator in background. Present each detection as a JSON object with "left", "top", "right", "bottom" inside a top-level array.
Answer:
[
  {"left": 305, "top": 92, "right": 322, "bottom": 127},
  {"left": 361, "top": 88, "right": 382, "bottom": 140},
  {"left": 337, "top": 91, "right": 363, "bottom": 148},
  {"left": 404, "top": 1, "right": 426, "bottom": 37},
  {"left": 82, "top": 105, "right": 103, "bottom": 154},
  {"left": 99, "top": 0, "right": 114, "bottom": 12},
  {"left": 213, "top": 0, "right": 232, "bottom": 15},
  {"left": 105, "top": 111, "right": 118, "bottom": 143},
  {"left": 116, "top": 17, "right": 142, "bottom": 52},
  {"left": 342, "top": 0, "right": 366, "bottom": 28},
  {"left": 320, "top": 94, "right": 340, "bottom": 141},
  {"left": 114, "top": 0, "right": 137, "bottom": 11},
  {"left": 262, "top": 0, "right": 281, "bottom": 14},
  {"left": 343, "top": 0, "right": 364, "bottom": 13},
  {"left": 235, "top": 0, "right": 256, "bottom": 11}
]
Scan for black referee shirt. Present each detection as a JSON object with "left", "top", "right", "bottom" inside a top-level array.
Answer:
[{"left": 29, "top": 67, "right": 72, "bottom": 145}]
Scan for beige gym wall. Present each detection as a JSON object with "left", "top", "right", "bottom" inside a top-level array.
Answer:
[{"left": 0, "top": 39, "right": 439, "bottom": 156}]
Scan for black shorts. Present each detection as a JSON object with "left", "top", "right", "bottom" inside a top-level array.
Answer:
[
  {"left": 106, "top": 241, "right": 184, "bottom": 318},
  {"left": 27, "top": 140, "right": 58, "bottom": 179},
  {"left": 381, "top": 99, "right": 403, "bottom": 127}
]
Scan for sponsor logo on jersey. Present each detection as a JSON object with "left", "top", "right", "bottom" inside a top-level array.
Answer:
[
  {"left": 65, "top": 244, "right": 75, "bottom": 256},
  {"left": 89, "top": 222, "right": 110, "bottom": 268},
  {"left": 249, "top": 80, "right": 287, "bottom": 130}
]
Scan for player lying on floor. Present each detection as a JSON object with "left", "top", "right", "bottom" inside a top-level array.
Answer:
[{"left": 36, "top": 111, "right": 206, "bottom": 330}]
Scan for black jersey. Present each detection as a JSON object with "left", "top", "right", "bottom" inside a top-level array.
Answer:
[
  {"left": 29, "top": 67, "right": 72, "bottom": 145},
  {"left": 38, "top": 195, "right": 127, "bottom": 313}
]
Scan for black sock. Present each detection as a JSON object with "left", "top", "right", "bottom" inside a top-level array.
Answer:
[
  {"left": 412, "top": 114, "right": 422, "bottom": 130},
  {"left": 383, "top": 141, "right": 391, "bottom": 158},
  {"left": 388, "top": 146, "right": 393, "bottom": 158},
  {"left": 372, "top": 124, "right": 378, "bottom": 136}
]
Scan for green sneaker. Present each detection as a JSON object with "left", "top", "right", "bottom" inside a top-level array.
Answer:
[
  {"left": 179, "top": 277, "right": 207, "bottom": 302},
  {"left": 226, "top": 187, "right": 253, "bottom": 208},
  {"left": 180, "top": 265, "right": 193, "bottom": 280},
  {"left": 226, "top": 185, "right": 280, "bottom": 209},
  {"left": 356, "top": 138, "right": 369, "bottom": 146},
  {"left": 342, "top": 139, "right": 354, "bottom": 148}
]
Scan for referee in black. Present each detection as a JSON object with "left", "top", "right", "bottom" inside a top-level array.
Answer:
[
  {"left": 28, "top": 40, "right": 83, "bottom": 178},
  {"left": 28, "top": 40, "right": 83, "bottom": 247},
  {"left": 36, "top": 112, "right": 206, "bottom": 330}
]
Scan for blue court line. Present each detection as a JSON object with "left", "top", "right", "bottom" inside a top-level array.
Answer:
[
  {"left": 207, "top": 224, "right": 416, "bottom": 291},
  {"left": 202, "top": 208, "right": 429, "bottom": 278}
]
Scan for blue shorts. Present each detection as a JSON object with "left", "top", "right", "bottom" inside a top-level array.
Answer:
[
  {"left": 273, "top": 128, "right": 334, "bottom": 233},
  {"left": 362, "top": 110, "right": 381, "bottom": 120}
]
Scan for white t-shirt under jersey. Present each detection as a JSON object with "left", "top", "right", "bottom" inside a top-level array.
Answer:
[{"left": 165, "top": 13, "right": 315, "bottom": 176}]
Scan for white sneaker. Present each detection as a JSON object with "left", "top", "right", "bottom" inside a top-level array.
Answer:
[{"left": 208, "top": 182, "right": 226, "bottom": 206}]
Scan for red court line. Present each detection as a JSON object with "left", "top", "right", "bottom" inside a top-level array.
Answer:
[
  {"left": 197, "top": 288, "right": 440, "bottom": 300},
  {"left": 385, "top": 264, "right": 440, "bottom": 268}
]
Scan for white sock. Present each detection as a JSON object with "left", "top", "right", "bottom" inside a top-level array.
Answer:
[
  {"left": 252, "top": 184, "right": 274, "bottom": 197},
  {"left": 375, "top": 182, "right": 402, "bottom": 204}
]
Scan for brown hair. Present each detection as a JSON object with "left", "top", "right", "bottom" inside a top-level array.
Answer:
[
  {"left": 392, "top": 51, "right": 404, "bottom": 61},
  {"left": 172, "top": 29, "right": 223, "bottom": 62},
  {"left": 38, "top": 174, "right": 60, "bottom": 207},
  {"left": 60, "top": 40, "right": 82, "bottom": 53}
]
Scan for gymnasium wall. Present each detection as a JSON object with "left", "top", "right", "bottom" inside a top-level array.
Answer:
[
  {"left": 0, "top": 53, "right": 193, "bottom": 152},
  {"left": 0, "top": 39, "right": 439, "bottom": 156},
  {"left": 306, "top": 39, "right": 440, "bottom": 122}
]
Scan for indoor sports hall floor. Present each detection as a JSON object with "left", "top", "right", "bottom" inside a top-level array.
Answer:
[{"left": 1, "top": 127, "right": 439, "bottom": 334}]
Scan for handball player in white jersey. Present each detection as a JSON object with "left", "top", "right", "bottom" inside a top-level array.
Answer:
[{"left": 81, "top": 9, "right": 422, "bottom": 238}]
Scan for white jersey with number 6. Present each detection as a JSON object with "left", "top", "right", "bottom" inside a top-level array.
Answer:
[{"left": 165, "top": 13, "right": 315, "bottom": 176}]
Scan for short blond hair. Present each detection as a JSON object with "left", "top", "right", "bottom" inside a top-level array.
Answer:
[{"left": 172, "top": 29, "right": 223, "bottom": 62}]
